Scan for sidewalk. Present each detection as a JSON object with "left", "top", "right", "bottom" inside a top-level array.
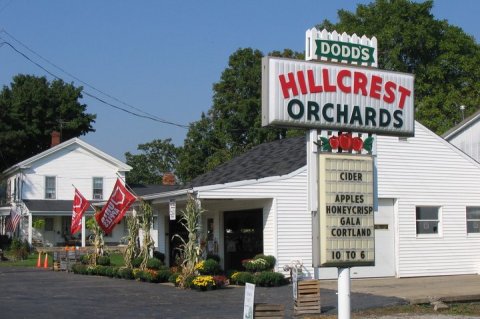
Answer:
[{"left": 319, "top": 274, "right": 480, "bottom": 305}]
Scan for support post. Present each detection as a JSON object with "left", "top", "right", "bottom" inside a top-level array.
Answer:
[
  {"left": 338, "top": 267, "right": 351, "bottom": 319},
  {"left": 81, "top": 215, "right": 86, "bottom": 247}
]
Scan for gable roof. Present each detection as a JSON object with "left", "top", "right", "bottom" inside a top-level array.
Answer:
[
  {"left": 187, "top": 136, "right": 306, "bottom": 188},
  {"left": 3, "top": 137, "right": 131, "bottom": 176},
  {"left": 442, "top": 108, "right": 480, "bottom": 140}
]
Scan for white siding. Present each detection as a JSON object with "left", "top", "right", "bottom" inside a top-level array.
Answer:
[
  {"left": 21, "top": 145, "right": 121, "bottom": 200},
  {"left": 377, "top": 122, "right": 480, "bottom": 277},
  {"left": 448, "top": 119, "right": 480, "bottom": 163},
  {"left": 198, "top": 170, "right": 313, "bottom": 276}
]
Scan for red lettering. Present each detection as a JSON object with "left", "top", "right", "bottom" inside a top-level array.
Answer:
[
  {"left": 279, "top": 73, "right": 298, "bottom": 98},
  {"left": 353, "top": 71, "right": 368, "bottom": 96},
  {"left": 369, "top": 75, "right": 382, "bottom": 99},
  {"left": 296, "top": 70, "right": 308, "bottom": 95},
  {"left": 307, "top": 69, "right": 322, "bottom": 93},
  {"left": 397, "top": 86, "right": 412, "bottom": 109},
  {"left": 383, "top": 81, "right": 396, "bottom": 104},
  {"left": 337, "top": 69, "right": 351, "bottom": 94},
  {"left": 322, "top": 68, "right": 336, "bottom": 92}
]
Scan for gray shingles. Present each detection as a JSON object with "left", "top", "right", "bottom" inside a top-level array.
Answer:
[{"left": 188, "top": 136, "right": 306, "bottom": 188}]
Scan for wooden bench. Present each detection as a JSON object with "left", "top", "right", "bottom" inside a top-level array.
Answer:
[{"left": 254, "top": 303, "right": 285, "bottom": 318}]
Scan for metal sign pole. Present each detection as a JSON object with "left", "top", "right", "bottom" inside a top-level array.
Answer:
[{"left": 338, "top": 267, "right": 351, "bottom": 319}]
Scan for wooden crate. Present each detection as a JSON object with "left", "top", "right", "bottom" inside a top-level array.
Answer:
[
  {"left": 294, "top": 279, "right": 321, "bottom": 315},
  {"left": 254, "top": 303, "right": 285, "bottom": 318}
]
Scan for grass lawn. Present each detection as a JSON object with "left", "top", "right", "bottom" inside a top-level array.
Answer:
[{"left": 0, "top": 251, "right": 125, "bottom": 267}]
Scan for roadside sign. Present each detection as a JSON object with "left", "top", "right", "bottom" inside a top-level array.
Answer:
[
  {"left": 169, "top": 199, "right": 176, "bottom": 220},
  {"left": 317, "top": 153, "right": 375, "bottom": 267},
  {"left": 243, "top": 283, "right": 255, "bottom": 319}
]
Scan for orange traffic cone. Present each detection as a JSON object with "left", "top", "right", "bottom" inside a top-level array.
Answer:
[
  {"left": 43, "top": 253, "right": 49, "bottom": 269},
  {"left": 36, "top": 252, "right": 42, "bottom": 268}
]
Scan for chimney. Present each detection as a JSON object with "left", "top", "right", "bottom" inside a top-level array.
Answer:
[
  {"left": 51, "top": 131, "right": 61, "bottom": 147},
  {"left": 162, "top": 172, "right": 176, "bottom": 185}
]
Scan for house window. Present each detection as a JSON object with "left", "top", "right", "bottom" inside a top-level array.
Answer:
[
  {"left": 416, "top": 206, "right": 440, "bottom": 235},
  {"left": 92, "top": 177, "right": 103, "bottom": 200},
  {"left": 466, "top": 207, "right": 480, "bottom": 234},
  {"left": 45, "top": 176, "right": 56, "bottom": 199}
]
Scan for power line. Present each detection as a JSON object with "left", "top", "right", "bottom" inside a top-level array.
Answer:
[
  {"left": 1, "top": 30, "right": 176, "bottom": 124},
  {"left": 0, "top": 35, "right": 189, "bottom": 129}
]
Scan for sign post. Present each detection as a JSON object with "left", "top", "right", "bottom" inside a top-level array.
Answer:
[{"left": 262, "top": 28, "right": 415, "bottom": 319}]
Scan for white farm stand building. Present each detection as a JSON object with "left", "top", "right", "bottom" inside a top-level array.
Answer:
[
  {"left": 145, "top": 121, "right": 480, "bottom": 279},
  {"left": 3, "top": 121, "right": 480, "bottom": 279}
]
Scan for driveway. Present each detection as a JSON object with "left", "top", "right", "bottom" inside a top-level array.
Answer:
[{"left": 0, "top": 267, "right": 405, "bottom": 318}]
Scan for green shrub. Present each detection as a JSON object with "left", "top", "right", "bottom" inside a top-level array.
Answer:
[
  {"left": 168, "top": 272, "right": 180, "bottom": 284},
  {"left": 118, "top": 267, "right": 134, "bottom": 280},
  {"left": 153, "top": 251, "right": 165, "bottom": 263},
  {"left": 200, "top": 259, "right": 221, "bottom": 275},
  {"left": 254, "top": 254, "right": 276, "bottom": 270},
  {"left": 132, "top": 257, "right": 143, "bottom": 268},
  {"left": 146, "top": 257, "right": 163, "bottom": 270},
  {"left": 133, "top": 269, "right": 147, "bottom": 281},
  {"left": 80, "top": 254, "right": 90, "bottom": 265},
  {"left": 254, "top": 271, "right": 287, "bottom": 287},
  {"left": 9, "top": 238, "right": 30, "bottom": 261},
  {"left": 105, "top": 266, "right": 118, "bottom": 278},
  {"left": 97, "top": 256, "right": 111, "bottom": 266},
  {"left": 157, "top": 269, "right": 173, "bottom": 283},
  {"left": 71, "top": 263, "right": 87, "bottom": 275},
  {"left": 230, "top": 271, "right": 255, "bottom": 285}
]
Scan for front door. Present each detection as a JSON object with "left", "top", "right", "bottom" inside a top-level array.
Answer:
[{"left": 224, "top": 209, "right": 263, "bottom": 271}]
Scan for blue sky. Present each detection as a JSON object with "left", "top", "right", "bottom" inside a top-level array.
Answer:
[{"left": 0, "top": 0, "right": 478, "bottom": 161}]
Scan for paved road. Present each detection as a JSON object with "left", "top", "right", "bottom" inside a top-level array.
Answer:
[{"left": 0, "top": 267, "right": 405, "bottom": 318}]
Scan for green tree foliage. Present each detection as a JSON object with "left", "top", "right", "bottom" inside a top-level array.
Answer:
[
  {"left": 177, "top": 48, "right": 304, "bottom": 182},
  {"left": 317, "top": 0, "right": 480, "bottom": 134},
  {"left": 125, "top": 138, "right": 179, "bottom": 185},
  {"left": 0, "top": 74, "right": 96, "bottom": 170}
]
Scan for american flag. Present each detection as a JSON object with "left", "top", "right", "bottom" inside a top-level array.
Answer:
[{"left": 5, "top": 207, "right": 21, "bottom": 233}]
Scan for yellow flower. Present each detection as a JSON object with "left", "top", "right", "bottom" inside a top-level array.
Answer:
[
  {"left": 194, "top": 260, "right": 205, "bottom": 272},
  {"left": 192, "top": 275, "right": 215, "bottom": 288}
]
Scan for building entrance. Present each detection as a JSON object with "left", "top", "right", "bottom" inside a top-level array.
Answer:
[{"left": 223, "top": 209, "right": 263, "bottom": 271}]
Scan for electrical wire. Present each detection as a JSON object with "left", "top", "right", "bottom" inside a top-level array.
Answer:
[
  {"left": 0, "top": 37, "right": 189, "bottom": 129},
  {"left": 0, "top": 30, "right": 178, "bottom": 125}
]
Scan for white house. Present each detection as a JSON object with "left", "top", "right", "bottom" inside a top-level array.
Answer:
[
  {"left": 141, "top": 121, "right": 480, "bottom": 278},
  {"left": 0, "top": 136, "right": 132, "bottom": 247},
  {"left": 443, "top": 109, "right": 480, "bottom": 163}
]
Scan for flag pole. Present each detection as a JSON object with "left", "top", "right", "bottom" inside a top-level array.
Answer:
[
  {"left": 72, "top": 184, "right": 98, "bottom": 212},
  {"left": 115, "top": 172, "right": 140, "bottom": 199}
]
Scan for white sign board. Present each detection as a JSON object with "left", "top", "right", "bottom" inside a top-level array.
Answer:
[
  {"left": 243, "top": 283, "right": 255, "bottom": 319},
  {"left": 318, "top": 153, "right": 375, "bottom": 267},
  {"left": 262, "top": 57, "right": 415, "bottom": 136},
  {"left": 169, "top": 199, "right": 176, "bottom": 221}
]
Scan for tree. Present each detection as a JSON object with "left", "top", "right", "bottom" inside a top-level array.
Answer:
[
  {"left": 317, "top": 0, "right": 480, "bottom": 134},
  {"left": 177, "top": 48, "right": 304, "bottom": 182},
  {"left": 125, "top": 138, "right": 179, "bottom": 185},
  {"left": 0, "top": 74, "right": 96, "bottom": 171}
]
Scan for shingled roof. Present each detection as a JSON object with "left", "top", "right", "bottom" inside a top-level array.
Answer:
[{"left": 187, "top": 136, "right": 306, "bottom": 188}]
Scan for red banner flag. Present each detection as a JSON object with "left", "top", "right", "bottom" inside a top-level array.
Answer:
[
  {"left": 95, "top": 179, "right": 136, "bottom": 234},
  {"left": 71, "top": 188, "right": 90, "bottom": 235}
]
